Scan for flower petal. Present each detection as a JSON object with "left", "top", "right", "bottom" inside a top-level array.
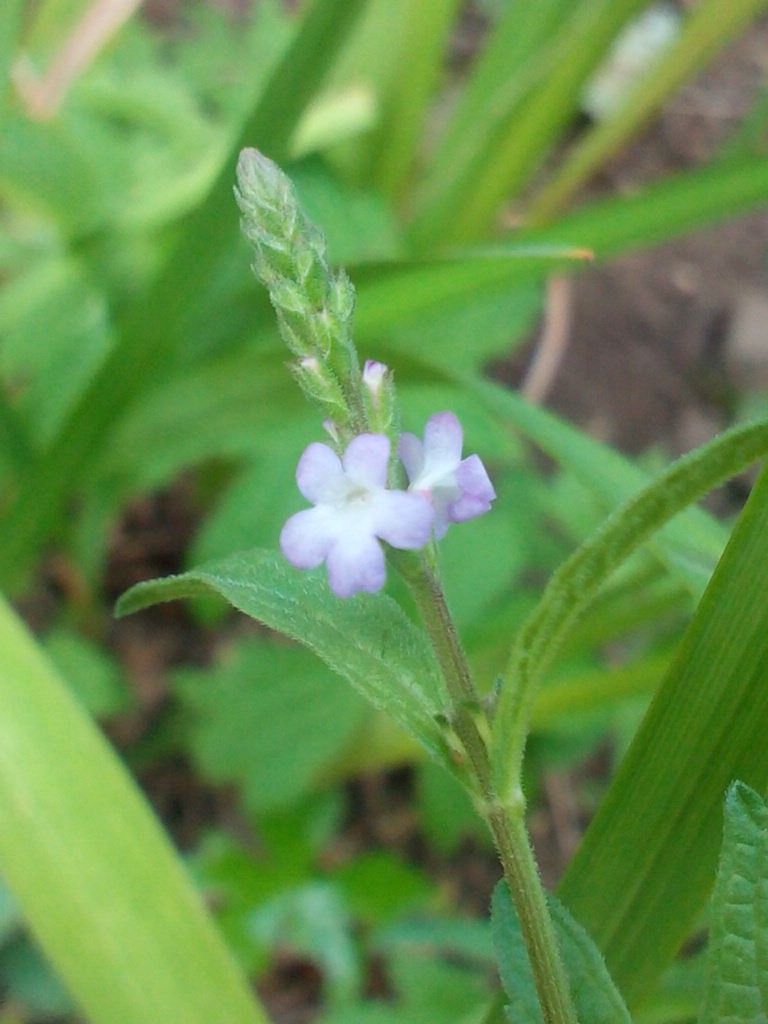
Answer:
[
  {"left": 326, "top": 531, "right": 386, "bottom": 597},
  {"left": 423, "top": 412, "right": 463, "bottom": 474},
  {"left": 449, "top": 455, "right": 496, "bottom": 522},
  {"left": 296, "top": 443, "right": 346, "bottom": 503},
  {"left": 343, "top": 433, "right": 390, "bottom": 488},
  {"left": 373, "top": 491, "right": 434, "bottom": 549},
  {"left": 280, "top": 507, "right": 337, "bottom": 569},
  {"left": 398, "top": 432, "right": 424, "bottom": 483}
]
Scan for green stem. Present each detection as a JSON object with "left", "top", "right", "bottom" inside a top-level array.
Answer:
[
  {"left": 393, "top": 550, "right": 578, "bottom": 1024},
  {"left": 489, "top": 805, "right": 578, "bottom": 1024},
  {"left": 393, "top": 552, "right": 491, "bottom": 786}
]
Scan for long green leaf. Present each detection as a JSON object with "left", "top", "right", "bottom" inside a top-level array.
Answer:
[
  {"left": 359, "top": 153, "right": 768, "bottom": 333},
  {"left": 516, "top": 153, "right": 768, "bottom": 260},
  {"left": 353, "top": 246, "right": 592, "bottom": 333},
  {"left": 0, "top": 0, "right": 369, "bottom": 591},
  {"left": 0, "top": 597, "right": 268, "bottom": 1024},
  {"left": 367, "top": 0, "right": 461, "bottom": 199},
  {"left": 410, "top": 0, "right": 578, "bottom": 246},
  {"left": 116, "top": 548, "right": 451, "bottom": 767},
  {"left": 558, "top": 465, "right": 768, "bottom": 1006},
  {"left": 412, "top": 0, "right": 650, "bottom": 246},
  {"left": 700, "top": 782, "right": 768, "bottom": 1023},
  {"left": 528, "top": 0, "right": 768, "bottom": 223}
]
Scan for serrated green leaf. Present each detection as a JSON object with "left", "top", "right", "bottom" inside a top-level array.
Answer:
[
  {"left": 700, "top": 781, "right": 768, "bottom": 1023},
  {"left": 117, "top": 549, "right": 450, "bottom": 766},
  {"left": 492, "top": 882, "right": 631, "bottom": 1024},
  {"left": 174, "top": 640, "right": 365, "bottom": 812}
]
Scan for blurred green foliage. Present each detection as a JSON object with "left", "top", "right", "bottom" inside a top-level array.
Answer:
[{"left": 2, "top": 0, "right": 768, "bottom": 1020}]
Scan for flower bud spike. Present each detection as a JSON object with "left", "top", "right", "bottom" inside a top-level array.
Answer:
[{"left": 235, "top": 148, "right": 365, "bottom": 430}]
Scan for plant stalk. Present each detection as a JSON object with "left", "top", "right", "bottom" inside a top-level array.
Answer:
[
  {"left": 396, "top": 551, "right": 578, "bottom": 1024},
  {"left": 393, "top": 553, "right": 491, "bottom": 787},
  {"left": 488, "top": 804, "right": 578, "bottom": 1024}
]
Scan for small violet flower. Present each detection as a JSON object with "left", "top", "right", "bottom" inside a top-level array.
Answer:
[
  {"left": 399, "top": 411, "right": 496, "bottom": 539},
  {"left": 280, "top": 433, "right": 433, "bottom": 598}
]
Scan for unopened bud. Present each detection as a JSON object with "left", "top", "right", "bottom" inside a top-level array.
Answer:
[
  {"left": 361, "top": 357, "right": 397, "bottom": 435},
  {"left": 362, "top": 360, "right": 388, "bottom": 404}
]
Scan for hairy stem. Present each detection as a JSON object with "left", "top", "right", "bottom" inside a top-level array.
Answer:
[
  {"left": 394, "top": 549, "right": 578, "bottom": 1024},
  {"left": 489, "top": 805, "right": 578, "bottom": 1024}
]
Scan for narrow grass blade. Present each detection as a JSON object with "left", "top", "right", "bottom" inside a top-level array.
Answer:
[
  {"left": 353, "top": 246, "right": 592, "bottom": 332},
  {"left": 515, "top": 153, "right": 768, "bottom": 259},
  {"left": 410, "top": 0, "right": 578, "bottom": 246},
  {"left": 558, "top": 465, "right": 768, "bottom": 1006},
  {"left": 352, "top": 147, "right": 768, "bottom": 334},
  {"left": 0, "top": 597, "right": 268, "bottom": 1024},
  {"left": 367, "top": 0, "right": 461, "bottom": 199},
  {"left": 413, "top": 0, "right": 650, "bottom": 246},
  {"left": 528, "top": 0, "right": 768, "bottom": 224}
]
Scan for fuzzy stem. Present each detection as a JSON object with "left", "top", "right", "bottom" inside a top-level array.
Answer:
[
  {"left": 488, "top": 804, "right": 578, "bottom": 1024},
  {"left": 392, "top": 552, "right": 491, "bottom": 787},
  {"left": 393, "top": 550, "right": 578, "bottom": 1024}
]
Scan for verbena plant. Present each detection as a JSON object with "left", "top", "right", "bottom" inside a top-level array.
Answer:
[
  {"left": 114, "top": 150, "right": 768, "bottom": 1024},
  {"left": 1, "top": 1, "right": 768, "bottom": 1021}
]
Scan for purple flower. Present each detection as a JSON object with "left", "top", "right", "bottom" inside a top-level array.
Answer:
[
  {"left": 280, "top": 434, "right": 434, "bottom": 597},
  {"left": 399, "top": 412, "right": 496, "bottom": 539}
]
